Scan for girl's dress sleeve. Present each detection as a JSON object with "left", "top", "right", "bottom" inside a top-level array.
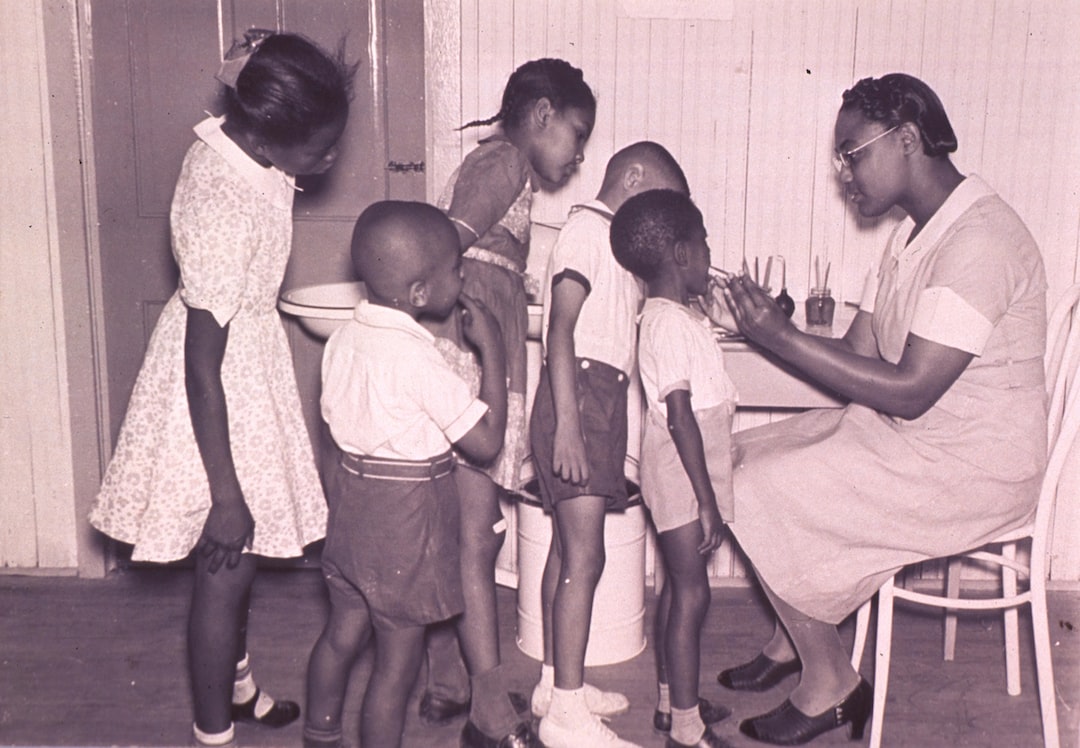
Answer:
[
  {"left": 172, "top": 146, "right": 257, "bottom": 327},
  {"left": 444, "top": 142, "right": 529, "bottom": 240}
]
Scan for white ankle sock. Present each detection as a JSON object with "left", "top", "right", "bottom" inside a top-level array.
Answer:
[
  {"left": 548, "top": 686, "right": 588, "bottom": 726},
  {"left": 540, "top": 663, "right": 555, "bottom": 688},
  {"left": 193, "top": 722, "right": 235, "bottom": 746},
  {"left": 233, "top": 653, "right": 257, "bottom": 704},
  {"left": 657, "top": 682, "right": 671, "bottom": 713},
  {"left": 671, "top": 704, "right": 705, "bottom": 745}
]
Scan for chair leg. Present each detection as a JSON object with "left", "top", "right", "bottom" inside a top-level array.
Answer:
[
  {"left": 943, "top": 557, "right": 962, "bottom": 661},
  {"left": 1029, "top": 576, "right": 1061, "bottom": 748},
  {"left": 851, "top": 596, "right": 872, "bottom": 671},
  {"left": 1001, "top": 543, "right": 1021, "bottom": 695},
  {"left": 870, "top": 578, "right": 895, "bottom": 748}
]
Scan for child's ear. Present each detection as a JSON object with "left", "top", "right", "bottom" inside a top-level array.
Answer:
[
  {"left": 409, "top": 280, "right": 429, "bottom": 308},
  {"left": 533, "top": 97, "right": 554, "bottom": 128},
  {"left": 622, "top": 163, "right": 645, "bottom": 191},
  {"left": 672, "top": 240, "right": 690, "bottom": 267}
]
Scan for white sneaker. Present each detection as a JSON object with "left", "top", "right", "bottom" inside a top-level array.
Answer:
[
  {"left": 531, "top": 680, "right": 631, "bottom": 718},
  {"left": 538, "top": 712, "right": 642, "bottom": 748}
]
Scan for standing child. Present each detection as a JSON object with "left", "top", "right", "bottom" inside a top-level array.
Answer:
[
  {"left": 528, "top": 143, "right": 690, "bottom": 748},
  {"left": 610, "top": 189, "right": 738, "bottom": 748},
  {"left": 302, "top": 201, "right": 536, "bottom": 748},
  {"left": 88, "top": 30, "right": 354, "bottom": 748},
  {"left": 418, "top": 58, "right": 598, "bottom": 744}
]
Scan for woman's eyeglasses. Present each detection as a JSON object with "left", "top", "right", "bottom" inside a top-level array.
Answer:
[{"left": 832, "top": 125, "right": 900, "bottom": 172}]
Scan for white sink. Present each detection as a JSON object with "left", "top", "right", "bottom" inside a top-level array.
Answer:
[
  {"left": 280, "top": 279, "right": 543, "bottom": 341},
  {"left": 278, "top": 281, "right": 366, "bottom": 340}
]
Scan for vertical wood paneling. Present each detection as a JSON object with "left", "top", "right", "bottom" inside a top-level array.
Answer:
[{"left": 428, "top": 0, "right": 1080, "bottom": 581}]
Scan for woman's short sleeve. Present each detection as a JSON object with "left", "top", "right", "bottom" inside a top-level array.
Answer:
[
  {"left": 444, "top": 142, "right": 529, "bottom": 241},
  {"left": 172, "top": 145, "right": 257, "bottom": 327}
]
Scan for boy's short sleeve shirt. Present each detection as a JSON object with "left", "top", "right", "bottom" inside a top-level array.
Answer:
[
  {"left": 540, "top": 200, "right": 643, "bottom": 373},
  {"left": 321, "top": 302, "right": 489, "bottom": 460},
  {"left": 638, "top": 298, "right": 738, "bottom": 418}
]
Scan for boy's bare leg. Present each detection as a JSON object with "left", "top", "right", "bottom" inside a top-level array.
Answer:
[
  {"left": 304, "top": 601, "right": 372, "bottom": 744},
  {"left": 361, "top": 624, "right": 427, "bottom": 748}
]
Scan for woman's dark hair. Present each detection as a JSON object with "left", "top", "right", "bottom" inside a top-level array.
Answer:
[
  {"left": 610, "top": 189, "right": 703, "bottom": 283},
  {"left": 224, "top": 33, "right": 356, "bottom": 146},
  {"left": 841, "top": 73, "right": 957, "bottom": 157},
  {"left": 461, "top": 58, "right": 596, "bottom": 131}
]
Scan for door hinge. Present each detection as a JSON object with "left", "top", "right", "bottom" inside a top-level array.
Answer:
[{"left": 386, "top": 160, "right": 425, "bottom": 173}]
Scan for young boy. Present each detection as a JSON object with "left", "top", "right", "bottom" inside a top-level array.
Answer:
[
  {"left": 302, "top": 201, "right": 537, "bottom": 748},
  {"left": 611, "top": 189, "right": 738, "bottom": 748},
  {"left": 528, "top": 142, "right": 689, "bottom": 748}
]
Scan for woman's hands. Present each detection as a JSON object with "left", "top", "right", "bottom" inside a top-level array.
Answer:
[{"left": 720, "top": 273, "right": 795, "bottom": 346}]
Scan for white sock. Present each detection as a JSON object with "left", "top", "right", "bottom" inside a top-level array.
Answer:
[
  {"left": 657, "top": 681, "right": 671, "bottom": 713},
  {"left": 540, "top": 663, "right": 555, "bottom": 688},
  {"left": 548, "top": 686, "right": 588, "bottom": 726},
  {"left": 232, "top": 653, "right": 257, "bottom": 704},
  {"left": 671, "top": 704, "right": 706, "bottom": 745},
  {"left": 193, "top": 722, "right": 235, "bottom": 746}
]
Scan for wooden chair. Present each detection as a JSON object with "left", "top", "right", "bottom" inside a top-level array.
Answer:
[{"left": 850, "top": 284, "right": 1080, "bottom": 748}]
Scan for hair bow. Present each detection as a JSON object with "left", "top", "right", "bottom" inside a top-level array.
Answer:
[{"left": 215, "top": 28, "right": 275, "bottom": 89}]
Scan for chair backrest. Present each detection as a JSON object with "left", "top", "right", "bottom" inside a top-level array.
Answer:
[{"left": 1033, "top": 283, "right": 1080, "bottom": 579}]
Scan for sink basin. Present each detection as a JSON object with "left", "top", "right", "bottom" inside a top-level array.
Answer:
[
  {"left": 279, "top": 280, "right": 544, "bottom": 341},
  {"left": 278, "top": 281, "right": 366, "bottom": 339}
]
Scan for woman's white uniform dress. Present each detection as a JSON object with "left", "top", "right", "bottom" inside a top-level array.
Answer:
[{"left": 729, "top": 175, "right": 1047, "bottom": 624}]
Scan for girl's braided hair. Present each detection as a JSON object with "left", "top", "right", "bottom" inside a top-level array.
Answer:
[
  {"left": 460, "top": 58, "right": 595, "bottom": 131},
  {"left": 841, "top": 73, "right": 957, "bottom": 157}
]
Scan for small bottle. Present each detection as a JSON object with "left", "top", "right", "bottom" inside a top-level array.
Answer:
[{"left": 805, "top": 287, "right": 835, "bottom": 326}]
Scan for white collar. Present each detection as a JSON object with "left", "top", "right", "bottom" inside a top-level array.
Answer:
[
  {"left": 353, "top": 300, "right": 435, "bottom": 342},
  {"left": 193, "top": 116, "right": 297, "bottom": 209},
  {"left": 893, "top": 174, "right": 995, "bottom": 259}
]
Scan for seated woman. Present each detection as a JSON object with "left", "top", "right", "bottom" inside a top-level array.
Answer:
[{"left": 718, "top": 73, "right": 1048, "bottom": 745}]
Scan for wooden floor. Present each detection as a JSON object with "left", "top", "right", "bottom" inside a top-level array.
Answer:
[{"left": 1, "top": 568, "right": 1076, "bottom": 748}]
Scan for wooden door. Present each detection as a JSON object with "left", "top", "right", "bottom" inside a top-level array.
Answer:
[{"left": 90, "top": 0, "right": 425, "bottom": 561}]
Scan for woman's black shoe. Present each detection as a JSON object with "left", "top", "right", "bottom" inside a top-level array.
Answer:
[
  {"left": 654, "top": 698, "right": 732, "bottom": 731},
  {"left": 738, "top": 678, "right": 872, "bottom": 745},
  {"left": 717, "top": 653, "right": 801, "bottom": 691},
  {"left": 666, "top": 725, "right": 735, "bottom": 747}
]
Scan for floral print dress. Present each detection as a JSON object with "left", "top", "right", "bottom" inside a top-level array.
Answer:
[{"left": 89, "top": 117, "right": 327, "bottom": 562}]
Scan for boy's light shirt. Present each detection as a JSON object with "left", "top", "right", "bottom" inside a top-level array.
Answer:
[
  {"left": 321, "top": 301, "right": 489, "bottom": 460},
  {"left": 540, "top": 199, "right": 643, "bottom": 374}
]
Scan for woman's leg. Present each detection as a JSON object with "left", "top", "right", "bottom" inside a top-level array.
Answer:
[
  {"left": 361, "top": 624, "right": 428, "bottom": 748},
  {"left": 304, "top": 600, "right": 372, "bottom": 740},
  {"left": 756, "top": 574, "right": 859, "bottom": 714},
  {"left": 550, "top": 495, "right": 607, "bottom": 689},
  {"left": 188, "top": 553, "right": 257, "bottom": 734},
  {"left": 657, "top": 522, "right": 711, "bottom": 711}
]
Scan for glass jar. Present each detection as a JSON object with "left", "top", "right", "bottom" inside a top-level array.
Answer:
[{"left": 805, "top": 287, "right": 835, "bottom": 326}]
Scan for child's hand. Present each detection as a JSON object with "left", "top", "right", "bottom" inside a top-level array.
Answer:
[
  {"left": 197, "top": 498, "right": 255, "bottom": 573},
  {"left": 697, "top": 500, "right": 724, "bottom": 555},
  {"left": 553, "top": 427, "right": 590, "bottom": 486},
  {"left": 459, "top": 294, "right": 503, "bottom": 352},
  {"left": 698, "top": 275, "right": 738, "bottom": 332}
]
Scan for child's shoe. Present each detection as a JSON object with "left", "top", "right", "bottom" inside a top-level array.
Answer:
[
  {"left": 530, "top": 680, "right": 630, "bottom": 718},
  {"left": 665, "top": 726, "right": 734, "bottom": 748},
  {"left": 536, "top": 687, "right": 640, "bottom": 748}
]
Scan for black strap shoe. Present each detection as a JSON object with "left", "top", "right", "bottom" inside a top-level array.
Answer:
[
  {"left": 654, "top": 698, "right": 732, "bottom": 732},
  {"left": 419, "top": 690, "right": 471, "bottom": 726},
  {"left": 230, "top": 690, "right": 300, "bottom": 728},
  {"left": 461, "top": 720, "right": 542, "bottom": 748},
  {"left": 666, "top": 726, "right": 735, "bottom": 748}
]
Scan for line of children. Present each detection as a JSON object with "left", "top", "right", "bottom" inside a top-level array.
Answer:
[
  {"left": 611, "top": 190, "right": 740, "bottom": 748},
  {"left": 528, "top": 143, "right": 697, "bottom": 748},
  {"left": 88, "top": 31, "right": 354, "bottom": 748}
]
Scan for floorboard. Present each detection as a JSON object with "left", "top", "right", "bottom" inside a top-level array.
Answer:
[{"left": 0, "top": 569, "right": 1076, "bottom": 747}]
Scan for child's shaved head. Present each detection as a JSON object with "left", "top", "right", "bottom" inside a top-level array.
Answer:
[
  {"left": 350, "top": 201, "right": 458, "bottom": 301},
  {"left": 601, "top": 140, "right": 689, "bottom": 195}
]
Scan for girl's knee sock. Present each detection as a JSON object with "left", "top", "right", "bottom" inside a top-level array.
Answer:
[
  {"left": 670, "top": 704, "right": 705, "bottom": 745},
  {"left": 657, "top": 681, "right": 671, "bottom": 713},
  {"left": 193, "top": 722, "right": 235, "bottom": 747}
]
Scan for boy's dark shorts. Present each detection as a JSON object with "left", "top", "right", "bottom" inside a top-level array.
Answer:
[
  {"left": 322, "top": 450, "right": 464, "bottom": 631},
  {"left": 529, "top": 357, "right": 630, "bottom": 511}
]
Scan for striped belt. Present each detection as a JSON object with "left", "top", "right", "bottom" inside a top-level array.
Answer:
[{"left": 339, "top": 451, "right": 455, "bottom": 481}]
